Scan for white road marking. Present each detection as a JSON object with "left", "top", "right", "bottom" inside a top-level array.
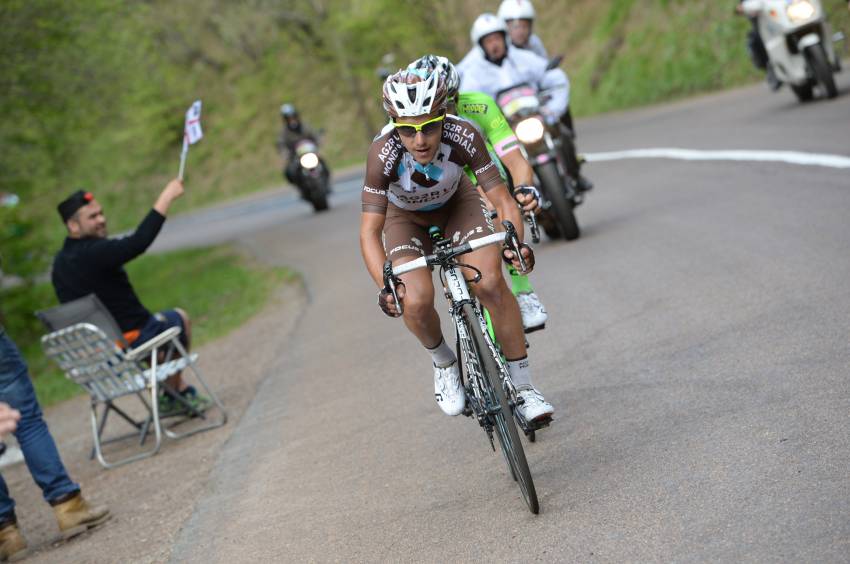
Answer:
[{"left": 584, "top": 148, "right": 850, "bottom": 169}]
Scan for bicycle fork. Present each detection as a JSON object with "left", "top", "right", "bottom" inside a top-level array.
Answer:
[{"left": 444, "top": 264, "right": 521, "bottom": 438}]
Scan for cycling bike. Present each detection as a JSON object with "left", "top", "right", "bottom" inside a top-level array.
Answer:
[{"left": 382, "top": 221, "right": 540, "bottom": 514}]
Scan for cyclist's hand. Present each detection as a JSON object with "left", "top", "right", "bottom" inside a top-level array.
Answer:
[
  {"left": 514, "top": 186, "right": 540, "bottom": 215},
  {"left": 378, "top": 283, "right": 405, "bottom": 317},
  {"left": 502, "top": 244, "right": 535, "bottom": 274}
]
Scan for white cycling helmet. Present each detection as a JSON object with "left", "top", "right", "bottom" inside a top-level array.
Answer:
[
  {"left": 498, "top": 0, "right": 536, "bottom": 22},
  {"left": 470, "top": 13, "right": 508, "bottom": 48},
  {"left": 382, "top": 66, "right": 448, "bottom": 118},
  {"left": 408, "top": 55, "right": 460, "bottom": 102}
]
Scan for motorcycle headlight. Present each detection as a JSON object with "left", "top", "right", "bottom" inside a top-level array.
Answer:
[
  {"left": 787, "top": 0, "right": 815, "bottom": 23},
  {"left": 515, "top": 117, "right": 545, "bottom": 144},
  {"left": 300, "top": 153, "right": 320, "bottom": 170}
]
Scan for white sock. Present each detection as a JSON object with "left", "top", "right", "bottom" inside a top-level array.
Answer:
[
  {"left": 426, "top": 337, "right": 456, "bottom": 368},
  {"left": 507, "top": 356, "right": 533, "bottom": 389}
]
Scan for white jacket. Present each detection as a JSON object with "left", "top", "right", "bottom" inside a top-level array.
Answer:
[{"left": 457, "top": 46, "right": 569, "bottom": 118}]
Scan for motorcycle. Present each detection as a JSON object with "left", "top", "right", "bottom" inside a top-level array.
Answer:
[
  {"left": 741, "top": 0, "right": 844, "bottom": 101},
  {"left": 496, "top": 83, "right": 581, "bottom": 241},
  {"left": 292, "top": 139, "right": 331, "bottom": 212}
]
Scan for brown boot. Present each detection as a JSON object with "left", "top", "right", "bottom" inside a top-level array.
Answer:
[
  {"left": 0, "top": 521, "right": 28, "bottom": 562},
  {"left": 51, "top": 492, "right": 110, "bottom": 540}
]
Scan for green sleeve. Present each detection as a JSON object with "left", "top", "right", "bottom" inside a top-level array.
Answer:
[{"left": 457, "top": 91, "right": 520, "bottom": 157}]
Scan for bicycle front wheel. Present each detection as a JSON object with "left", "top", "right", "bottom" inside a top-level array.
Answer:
[{"left": 462, "top": 303, "right": 539, "bottom": 514}]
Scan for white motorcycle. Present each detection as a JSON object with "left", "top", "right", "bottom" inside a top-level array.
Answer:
[{"left": 741, "top": 0, "right": 843, "bottom": 101}]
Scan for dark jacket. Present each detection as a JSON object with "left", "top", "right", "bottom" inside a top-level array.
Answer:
[{"left": 52, "top": 210, "right": 165, "bottom": 332}]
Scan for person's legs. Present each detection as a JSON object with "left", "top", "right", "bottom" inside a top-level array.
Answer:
[
  {"left": 509, "top": 266, "right": 534, "bottom": 295},
  {"left": 0, "top": 331, "right": 110, "bottom": 543},
  {"left": 385, "top": 204, "right": 466, "bottom": 416},
  {"left": 134, "top": 310, "right": 188, "bottom": 391},
  {"left": 383, "top": 205, "right": 443, "bottom": 349},
  {"left": 285, "top": 160, "right": 300, "bottom": 186},
  {"left": 133, "top": 311, "right": 209, "bottom": 413},
  {"left": 475, "top": 187, "right": 548, "bottom": 331},
  {"left": 509, "top": 266, "right": 548, "bottom": 332},
  {"left": 0, "top": 332, "right": 79, "bottom": 508},
  {"left": 747, "top": 19, "right": 769, "bottom": 70},
  {"left": 559, "top": 107, "right": 576, "bottom": 138},
  {"left": 445, "top": 192, "right": 553, "bottom": 422},
  {"left": 0, "top": 472, "right": 14, "bottom": 523},
  {"left": 167, "top": 308, "right": 191, "bottom": 391},
  {"left": 557, "top": 125, "right": 593, "bottom": 192}
]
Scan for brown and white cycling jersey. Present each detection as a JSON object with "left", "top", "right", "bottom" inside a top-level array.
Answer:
[{"left": 361, "top": 114, "right": 504, "bottom": 214}]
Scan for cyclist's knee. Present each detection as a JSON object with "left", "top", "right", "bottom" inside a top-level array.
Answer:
[
  {"left": 402, "top": 288, "right": 434, "bottom": 319},
  {"left": 475, "top": 274, "right": 508, "bottom": 306}
]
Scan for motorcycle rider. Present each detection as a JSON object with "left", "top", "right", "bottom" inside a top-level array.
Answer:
[
  {"left": 276, "top": 103, "right": 321, "bottom": 189},
  {"left": 458, "top": 13, "right": 593, "bottom": 193},
  {"left": 360, "top": 65, "right": 554, "bottom": 423},
  {"left": 735, "top": 0, "right": 779, "bottom": 90},
  {"left": 498, "top": 0, "right": 580, "bottom": 134},
  {"left": 498, "top": 0, "right": 547, "bottom": 59},
  {"left": 411, "top": 54, "right": 549, "bottom": 333}
]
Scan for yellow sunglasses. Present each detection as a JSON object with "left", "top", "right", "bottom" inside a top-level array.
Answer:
[{"left": 393, "top": 114, "right": 446, "bottom": 138}]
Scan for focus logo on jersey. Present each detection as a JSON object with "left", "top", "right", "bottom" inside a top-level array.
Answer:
[
  {"left": 474, "top": 161, "right": 495, "bottom": 176},
  {"left": 363, "top": 186, "right": 386, "bottom": 196},
  {"left": 389, "top": 244, "right": 425, "bottom": 256}
]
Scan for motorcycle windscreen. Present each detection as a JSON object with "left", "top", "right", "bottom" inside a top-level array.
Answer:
[
  {"left": 496, "top": 84, "right": 539, "bottom": 120},
  {"left": 295, "top": 139, "right": 319, "bottom": 156}
]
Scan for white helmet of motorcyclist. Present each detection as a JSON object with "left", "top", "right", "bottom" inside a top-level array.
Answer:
[
  {"left": 470, "top": 13, "right": 508, "bottom": 48},
  {"left": 498, "top": 0, "right": 536, "bottom": 22}
]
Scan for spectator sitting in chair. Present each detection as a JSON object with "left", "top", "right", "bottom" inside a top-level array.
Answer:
[
  {"left": 51, "top": 179, "right": 210, "bottom": 415},
  {"left": 0, "top": 313, "right": 110, "bottom": 561}
]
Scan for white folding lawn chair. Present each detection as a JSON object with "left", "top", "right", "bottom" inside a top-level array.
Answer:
[{"left": 38, "top": 294, "right": 227, "bottom": 468}]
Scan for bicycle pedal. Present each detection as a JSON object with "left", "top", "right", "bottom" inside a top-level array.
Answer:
[{"left": 524, "top": 324, "right": 545, "bottom": 335}]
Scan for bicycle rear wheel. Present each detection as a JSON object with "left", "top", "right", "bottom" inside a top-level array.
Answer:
[{"left": 462, "top": 303, "right": 539, "bottom": 514}]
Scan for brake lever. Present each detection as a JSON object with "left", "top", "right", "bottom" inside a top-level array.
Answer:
[
  {"left": 514, "top": 186, "right": 541, "bottom": 244},
  {"left": 525, "top": 212, "right": 540, "bottom": 244},
  {"left": 382, "top": 260, "right": 404, "bottom": 316},
  {"left": 501, "top": 220, "right": 527, "bottom": 273}
]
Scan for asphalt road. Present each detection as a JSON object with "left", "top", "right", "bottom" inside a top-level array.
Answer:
[{"left": 169, "top": 78, "right": 850, "bottom": 563}]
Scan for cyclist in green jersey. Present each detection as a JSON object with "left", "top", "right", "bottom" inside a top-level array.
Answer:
[{"left": 409, "top": 55, "right": 549, "bottom": 333}]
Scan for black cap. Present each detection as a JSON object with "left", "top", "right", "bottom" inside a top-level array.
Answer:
[{"left": 57, "top": 190, "right": 94, "bottom": 223}]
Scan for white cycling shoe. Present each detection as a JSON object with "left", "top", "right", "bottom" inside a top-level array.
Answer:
[
  {"left": 516, "top": 387, "right": 554, "bottom": 423},
  {"left": 434, "top": 362, "right": 465, "bottom": 416},
  {"left": 516, "top": 292, "right": 548, "bottom": 333}
]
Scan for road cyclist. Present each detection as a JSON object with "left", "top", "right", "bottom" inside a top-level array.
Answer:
[
  {"left": 407, "top": 54, "right": 549, "bottom": 333},
  {"left": 359, "top": 62, "right": 555, "bottom": 425}
]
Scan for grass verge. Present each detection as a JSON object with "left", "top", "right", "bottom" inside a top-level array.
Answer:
[{"left": 1, "top": 245, "right": 298, "bottom": 407}]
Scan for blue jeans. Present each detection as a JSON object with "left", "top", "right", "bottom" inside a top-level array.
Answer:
[{"left": 0, "top": 329, "right": 79, "bottom": 519}]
